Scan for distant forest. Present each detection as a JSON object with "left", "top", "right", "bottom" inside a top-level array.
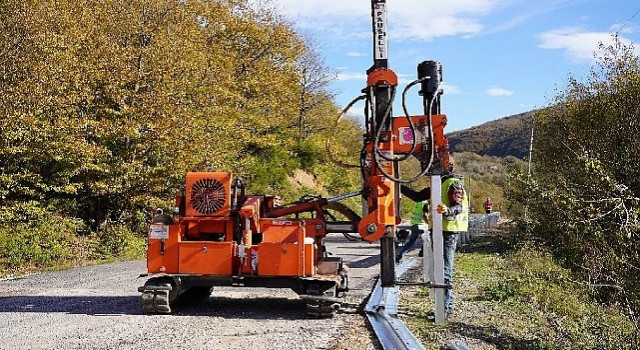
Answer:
[{"left": 447, "top": 111, "right": 535, "bottom": 159}]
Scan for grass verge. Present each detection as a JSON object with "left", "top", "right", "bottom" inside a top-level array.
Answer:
[
  {"left": 398, "top": 221, "right": 639, "bottom": 350},
  {"left": 0, "top": 220, "right": 146, "bottom": 278}
]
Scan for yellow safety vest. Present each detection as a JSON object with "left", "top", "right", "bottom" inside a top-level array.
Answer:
[
  {"left": 441, "top": 177, "right": 469, "bottom": 232},
  {"left": 410, "top": 201, "right": 430, "bottom": 226}
]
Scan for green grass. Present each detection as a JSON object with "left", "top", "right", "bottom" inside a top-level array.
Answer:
[
  {"left": 399, "top": 224, "right": 639, "bottom": 349},
  {"left": 0, "top": 219, "right": 146, "bottom": 278}
]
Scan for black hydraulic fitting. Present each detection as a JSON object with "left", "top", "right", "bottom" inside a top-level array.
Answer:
[
  {"left": 417, "top": 60, "right": 442, "bottom": 97},
  {"left": 417, "top": 60, "right": 443, "bottom": 115}
]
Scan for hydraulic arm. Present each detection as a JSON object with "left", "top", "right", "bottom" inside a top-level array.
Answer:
[{"left": 356, "top": 0, "right": 452, "bottom": 286}]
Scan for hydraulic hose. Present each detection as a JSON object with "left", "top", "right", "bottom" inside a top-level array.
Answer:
[
  {"left": 325, "top": 94, "right": 367, "bottom": 169},
  {"left": 372, "top": 77, "right": 436, "bottom": 184}
]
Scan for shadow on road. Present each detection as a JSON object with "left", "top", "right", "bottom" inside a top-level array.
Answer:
[
  {"left": 341, "top": 253, "right": 380, "bottom": 269},
  {"left": 0, "top": 294, "right": 322, "bottom": 320},
  {"left": 0, "top": 295, "right": 142, "bottom": 315}
]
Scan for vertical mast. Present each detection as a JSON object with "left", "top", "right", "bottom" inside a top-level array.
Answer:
[
  {"left": 360, "top": 0, "right": 398, "bottom": 287},
  {"left": 370, "top": 0, "right": 388, "bottom": 70}
]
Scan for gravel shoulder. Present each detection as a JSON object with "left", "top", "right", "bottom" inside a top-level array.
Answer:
[{"left": 0, "top": 234, "right": 383, "bottom": 350}]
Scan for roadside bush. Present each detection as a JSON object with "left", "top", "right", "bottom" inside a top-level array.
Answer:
[
  {"left": 0, "top": 214, "right": 80, "bottom": 274},
  {"left": 506, "top": 38, "right": 640, "bottom": 327},
  {"left": 484, "top": 248, "right": 638, "bottom": 349},
  {"left": 295, "top": 139, "right": 322, "bottom": 170},
  {"left": 0, "top": 202, "right": 146, "bottom": 276},
  {"left": 89, "top": 223, "right": 146, "bottom": 260}
]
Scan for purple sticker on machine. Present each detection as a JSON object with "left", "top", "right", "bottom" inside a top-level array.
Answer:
[{"left": 400, "top": 127, "right": 414, "bottom": 145}]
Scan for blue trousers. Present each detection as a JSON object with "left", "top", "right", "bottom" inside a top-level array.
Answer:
[
  {"left": 396, "top": 224, "right": 424, "bottom": 258},
  {"left": 397, "top": 227, "right": 460, "bottom": 311},
  {"left": 442, "top": 232, "right": 459, "bottom": 311}
]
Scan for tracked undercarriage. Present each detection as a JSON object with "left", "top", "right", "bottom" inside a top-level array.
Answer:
[
  {"left": 140, "top": 265, "right": 348, "bottom": 318},
  {"left": 140, "top": 174, "right": 354, "bottom": 317}
]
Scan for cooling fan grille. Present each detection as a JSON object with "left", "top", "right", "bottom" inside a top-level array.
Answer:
[{"left": 190, "top": 178, "right": 227, "bottom": 214}]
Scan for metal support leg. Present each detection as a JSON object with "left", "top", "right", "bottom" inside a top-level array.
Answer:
[
  {"left": 422, "top": 229, "right": 434, "bottom": 299},
  {"left": 380, "top": 235, "right": 396, "bottom": 287},
  {"left": 430, "top": 175, "right": 446, "bottom": 323}
]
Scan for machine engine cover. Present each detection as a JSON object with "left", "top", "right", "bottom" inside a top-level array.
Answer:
[{"left": 185, "top": 172, "right": 232, "bottom": 217}]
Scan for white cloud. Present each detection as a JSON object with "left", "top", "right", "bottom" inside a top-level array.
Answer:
[
  {"left": 537, "top": 27, "right": 633, "bottom": 62},
  {"left": 346, "top": 51, "right": 366, "bottom": 57},
  {"left": 336, "top": 72, "right": 367, "bottom": 81},
  {"left": 441, "top": 83, "right": 461, "bottom": 95},
  {"left": 485, "top": 87, "right": 514, "bottom": 96},
  {"left": 262, "top": 0, "right": 500, "bottom": 41},
  {"left": 482, "top": 0, "right": 586, "bottom": 36},
  {"left": 609, "top": 23, "right": 637, "bottom": 35}
]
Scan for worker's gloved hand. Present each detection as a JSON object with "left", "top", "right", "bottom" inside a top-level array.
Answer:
[{"left": 437, "top": 203, "right": 449, "bottom": 215}]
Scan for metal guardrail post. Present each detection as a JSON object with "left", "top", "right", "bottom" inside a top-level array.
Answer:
[
  {"left": 429, "top": 175, "right": 446, "bottom": 324},
  {"left": 457, "top": 212, "right": 501, "bottom": 249}
]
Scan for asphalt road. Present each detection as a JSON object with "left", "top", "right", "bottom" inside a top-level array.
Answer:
[{"left": 0, "top": 233, "right": 383, "bottom": 350}]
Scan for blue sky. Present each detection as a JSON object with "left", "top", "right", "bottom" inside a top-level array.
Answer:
[{"left": 262, "top": 0, "right": 639, "bottom": 132}]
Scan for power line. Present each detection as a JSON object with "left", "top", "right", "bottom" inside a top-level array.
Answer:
[
  {"left": 615, "top": 7, "right": 640, "bottom": 36},
  {"left": 572, "top": 5, "right": 640, "bottom": 81}
]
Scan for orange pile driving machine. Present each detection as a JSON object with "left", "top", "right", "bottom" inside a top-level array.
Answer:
[
  {"left": 139, "top": 0, "right": 452, "bottom": 317},
  {"left": 140, "top": 172, "right": 358, "bottom": 317}
]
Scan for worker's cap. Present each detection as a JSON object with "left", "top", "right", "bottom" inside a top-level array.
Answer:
[{"left": 448, "top": 181, "right": 464, "bottom": 191}]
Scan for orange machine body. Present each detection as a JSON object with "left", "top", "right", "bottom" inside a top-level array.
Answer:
[
  {"left": 146, "top": 172, "right": 334, "bottom": 279},
  {"left": 392, "top": 114, "right": 450, "bottom": 171},
  {"left": 147, "top": 220, "right": 315, "bottom": 277}
]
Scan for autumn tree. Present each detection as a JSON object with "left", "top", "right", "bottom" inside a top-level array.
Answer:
[
  {"left": 507, "top": 37, "right": 640, "bottom": 325},
  {"left": 0, "top": 0, "right": 341, "bottom": 225},
  {"left": 0, "top": 0, "right": 366, "bottom": 272}
]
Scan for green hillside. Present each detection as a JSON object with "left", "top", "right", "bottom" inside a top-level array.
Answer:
[{"left": 447, "top": 111, "right": 535, "bottom": 159}]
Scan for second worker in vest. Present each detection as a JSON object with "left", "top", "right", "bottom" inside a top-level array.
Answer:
[
  {"left": 398, "top": 174, "right": 469, "bottom": 318},
  {"left": 395, "top": 198, "right": 430, "bottom": 263}
]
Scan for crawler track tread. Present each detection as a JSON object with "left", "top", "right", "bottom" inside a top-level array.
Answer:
[
  {"left": 305, "top": 298, "right": 341, "bottom": 318},
  {"left": 140, "top": 283, "right": 172, "bottom": 314}
]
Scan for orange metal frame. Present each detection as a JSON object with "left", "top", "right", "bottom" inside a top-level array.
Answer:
[
  {"left": 147, "top": 218, "right": 317, "bottom": 277},
  {"left": 357, "top": 67, "right": 398, "bottom": 242},
  {"left": 147, "top": 172, "right": 321, "bottom": 278},
  {"left": 392, "top": 114, "right": 450, "bottom": 171}
]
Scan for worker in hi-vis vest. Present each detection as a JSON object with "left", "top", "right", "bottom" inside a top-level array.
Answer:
[
  {"left": 398, "top": 161, "right": 468, "bottom": 318},
  {"left": 435, "top": 175, "right": 469, "bottom": 317},
  {"left": 395, "top": 199, "right": 430, "bottom": 262}
]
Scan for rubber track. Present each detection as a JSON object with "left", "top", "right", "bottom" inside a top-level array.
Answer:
[
  {"left": 304, "top": 299, "right": 337, "bottom": 318},
  {"left": 141, "top": 288, "right": 171, "bottom": 314}
]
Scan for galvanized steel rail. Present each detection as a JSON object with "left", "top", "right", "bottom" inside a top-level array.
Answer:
[
  {"left": 365, "top": 259, "right": 425, "bottom": 350},
  {"left": 365, "top": 213, "right": 501, "bottom": 349},
  {"left": 459, "top": 212, "right": 500, "bottom": 245}
]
